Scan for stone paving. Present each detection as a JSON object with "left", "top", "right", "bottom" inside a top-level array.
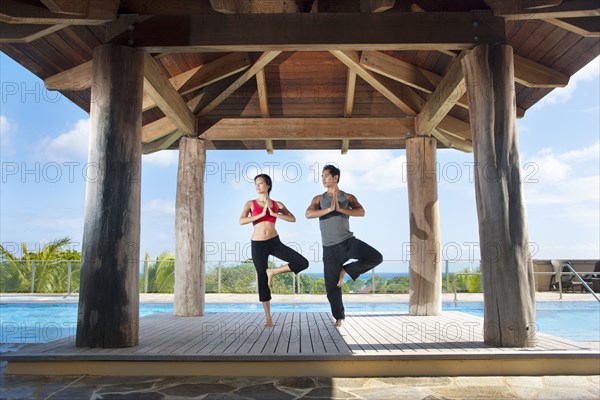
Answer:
[{"left": 1, "top": 359, "right": 598, "bottom": 400}]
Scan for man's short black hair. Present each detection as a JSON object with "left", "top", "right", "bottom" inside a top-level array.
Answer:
[{"left": 323, "top": 164, "right": 340, "bottom": 182}]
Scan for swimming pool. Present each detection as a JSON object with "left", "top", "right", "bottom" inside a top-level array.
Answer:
[{"left": 1, "top": 302, "right": 598, "bottom": 343}]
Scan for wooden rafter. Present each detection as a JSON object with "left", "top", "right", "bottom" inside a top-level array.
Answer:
[
  {"left": 0, "top": 22, "right": 68, "bottom": 43},
  {"left": 142, "top": 52, "right": 251, "bottom": 111},
  {"left": 360, "top": 50, "right": 436, "bottom": 93},
  {"left": 110, "top": 12, "right": 505, "bottom": 52},
  {"left": 513, "top": 55, "right": 570, "bottom": 88},
  {"left": 44, "top": 60, "right": 92, "bottom": 90},
  {"left": 361, "top": 0, "right": 396, "bottom": 13},
  {"left": 210, "top": 0, "right": 299, "bottom": 14},
  {"left": 255, "top": 68, "right": 273, "bottom": 154},
  {"left": 143, "top": 53, "right": 196, "bottom": 135},
  {"left": 198, "top": 118, "right": 415, "bottom": 140},
  {"left": 417, "top": 52, "right": 467, "bottom": 135},
  {"left": 40, "top": 0, "right": 119, "bottom": 16},
  {"left": 197, "top": 51, "right": 281, "bottom": 116},
  {"left": 546, "top": 16, "right": 600, "bottom": 37},
  {"left": 1, "top": 0, "right": 117, "bottom": 25},
  {"left": 342, "top": 68, "right": 357, "bottom": 154},
  {"left": 486, "top": 0, "right": 599, "bottom": 19}
]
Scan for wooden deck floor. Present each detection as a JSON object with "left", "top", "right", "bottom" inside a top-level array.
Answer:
[{"left": 4, "top": 312, "right": 599, "bottom": 376}]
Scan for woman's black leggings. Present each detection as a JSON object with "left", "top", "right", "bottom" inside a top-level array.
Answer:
[{"left": 251, "top": 236, "right": 309, "bottom": 302}]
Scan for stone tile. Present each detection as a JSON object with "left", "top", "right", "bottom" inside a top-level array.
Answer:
[
  {"left": 509, "top": 386, "right": 544, "bottom": 399},
  {"left": 159, "top": 383, "right": 236, "bottom": 397},
  {"left": 505, "top": 376, "right": 544, "bottom": 388},
  {"left": 78, "top": 375, "right": 168, "bottom": 386},
  {"left": 303, "top": 386, "right": 359, "bottom": 399},
  {"left": 97, "top": 393, "right": 164, "bottom": 399},
  {"left": 0, "top": 386, "right": 36, "bottom": 399},
  {"left": 40, "top": 385, "right": 99, "bottom": 400},
  {"left": 375, "top": 377, "right": 453, "bottom": 387},
  {"left": 543, "top": 376, "right": 590, "bottom": 387},
  {"left": 203, "top": 394, "right": 253, "bottom": 400},
  {"left": 454, "top": 376, "right": 506, "bottom": 387},
  {"left": 234, "top": 383, "right": 296, "bottom": 400},
  {"left": 535, "top": 387, "right": 599, "bottom": 400},
  {"left": 350, "top": 386, "right": 433, "bottom": 400},
  {"left": 434, "top": 385, "right": 517, "bottom": 399},
  {"left": 275, "top": 376, "right": 317, "bottom": 389},
  {"left": 328, "top": 377, "right": 371, "bottom": 389},
  {"left": 95, "top": 381, "right": 162, "bottom": 394}
]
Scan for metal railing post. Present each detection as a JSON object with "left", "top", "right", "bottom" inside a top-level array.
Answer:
[
  {"left": 292, "top": 271, "right": 296, "bottom": 294},
  {"left": 217, "top": 262, "right": 222, "bottom": 294},
  {"left": 143, "top": 257, "right": 149, "bottom": 294},
  {"left": 558, "top": 269, "right": 563, "bottom": 300},
  {"left": 372, "top": 269, "right": 375, "bottom": 294},
  {"left": 30, "top": 261, "right": 36, "bottom": 293},
  {"left": 453, "top": 274, "right": 458, "bottom": 302},
  {"left": 67, "top": 260, "right": 72, "bottom": 294},
  {"left": 445, "top": 260, "right": 449, "bottom": 293}
]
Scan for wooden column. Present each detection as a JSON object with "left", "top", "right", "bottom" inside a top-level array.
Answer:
[
  {"left": 175, "top": 137, "right": 206, "bottom": 316},
  {"left": 76, "top": 45, "right": 143, "bottom": 348},
  {"left": 462, "top": 44, "right": 536, "bottom": 347},
  {"left": 407, "top": 136, "right": 441, "bottom": 316}
]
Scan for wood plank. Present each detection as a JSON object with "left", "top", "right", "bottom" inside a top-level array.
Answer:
[
  {"left": 40, "top": 0, "right": 119, "bottom": 17},
  {"left": 109, "top": 13, "right": 506, "bottom": 52},
  {"left": 199, "top": 117, "right": 415, "bottom": 140},
  {"left": 143, "top": 53, "right": 196, "bottom": 135},
  {"left": 344, "top": 69, "right": 357, "bottom": 118},
  {"left": 513, "top": 54, "right": 570, "bottom": 88},
  {"left": 210, "top": 0, "right": 299, "bottom": 14},
  {"left": 417, "top": 52, "right": 466, "bottom": 134}
]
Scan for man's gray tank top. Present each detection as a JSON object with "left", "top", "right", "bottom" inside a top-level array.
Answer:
[{"left": 319, "top": 191, "right": 354, "bottom": 246}]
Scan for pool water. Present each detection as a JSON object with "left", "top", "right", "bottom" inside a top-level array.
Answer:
[{"left": 1, "top": 301, "right": 598, "bottom": 343}]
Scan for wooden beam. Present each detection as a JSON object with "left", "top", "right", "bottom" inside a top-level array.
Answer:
[
  {"left": 431, "top": 129, "right": 473, "bottom": 153},
  {"left": 1, "top": 0, "right": 116, "bottom": 25},
  {"left": 344, "top": 70, "right": 357, "bottom": 118},
  {"left": 110, "top": 12, "right": 505, "bottom": 52},
  {"left": 341, "top": 138, "right": 350, "bottom": 154},
  {"left": 143, "top": 53, "right": 196, "bottom": 135},
  {"left": 255, "top": 68, "right": 273, "bottom": 154},
  {"left": 142, "top": 131, "right": 181, "bottom": 154},
  {"left": 197, "top": 51, "right": 281, "bottom": 116},
  {"left": 142, "top": 72, "right": 245, "bottom": 143},
  {"left": 331, "top": 50, "right": 416, "bottom": 115},
  {"left": 44, "top": 60, "right": 92, "bottom": 90},
  {"left": 0, "top": 22, "right": 67, "bottom": 43},
  {"left": 40, "top": 0, "right": 119, "bottom": 16},
  {"left": 142, "top": 52, "right": 251, "bottom": 111},
  {"left": 486, "top": 0, "right": 599, "bottom": 19},
  {"left": 360, "top": 50, "right": 436, "bottom": 93},
  {"left": 417, "top": 52, "right": 466, "bottom": 134},
  {"left": 361, "top": 0, "right": 396, "bottom": 13},
  {"left": 198, "top": 118, "right": 415, "bottom": 140},
  {"left": 513, "top": 54, "right": 570, "bottom": 88},
  {"left": 210, "top": 0, "right": 299, "bottom": 13},
  {"left": 546, "top": 16, "right": 600, "bottom": 37}
]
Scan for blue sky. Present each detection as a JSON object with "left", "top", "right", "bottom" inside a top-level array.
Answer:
[{"left": 1, "top": 53, "right": 598, "bottom": 273}]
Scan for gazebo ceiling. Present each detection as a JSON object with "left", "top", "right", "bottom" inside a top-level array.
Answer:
[{"left": 1, "top": 0, "right": 598, "bottom": 153}]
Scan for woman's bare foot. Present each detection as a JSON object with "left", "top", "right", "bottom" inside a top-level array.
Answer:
[
  {"left": 266, "top": 269, "right": 274, "bottom": 289},
  {"left": 337, "top": 268, "right": 346, "bottom": 287},
  {"left": 335, "top": 319, "right": 344, "bottom": 328},
  {"left": 265, "top": 317, "right": 273, "bottom": 328}
]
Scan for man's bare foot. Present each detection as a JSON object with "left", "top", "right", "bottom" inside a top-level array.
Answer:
[
  {"left": 266, "top": 269, "right": 274, "bottom": 289},
  {"left": 335, "top": 319, "right": 344, "bottom": 328},
  {"left": 337, "top": 268, "right": 346, "bottom": 287},
  {"left": 264, "top": 318, "right": 273, "bottom": 328}
]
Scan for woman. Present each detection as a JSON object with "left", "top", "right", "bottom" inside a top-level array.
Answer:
[{"left": 239, "top": 174, "right": 309, "bottom": 327}]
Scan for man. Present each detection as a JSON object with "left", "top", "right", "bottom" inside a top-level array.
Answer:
[{"left": 306, "top": 165, "right": 383, "bottom": 327}]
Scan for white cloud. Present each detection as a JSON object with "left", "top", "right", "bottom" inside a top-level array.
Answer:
[
  {"left": 143, "top": 199, "right": 175, "bottom": 216},
  {"left": 524, "top": 143, "right": 599, "bottom": 215},
  {"left": 301, "top": 150, "right": 407, "bottom": 192},
  {"left": 535, "top": 56, "right": 599, "bottom": 107},
  {"left": 39, "top": 119, "right": 89, "bottom": 162},
  {"left": 143, "top": 150, "right": 178, "bottom": 167},
  {"left": 1, "top": 115, "right": 15, "bottom": 152}
]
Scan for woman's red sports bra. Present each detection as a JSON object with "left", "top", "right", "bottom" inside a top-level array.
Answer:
[{"left": 252, "top": 199, "right": 278, "bottom": 225}]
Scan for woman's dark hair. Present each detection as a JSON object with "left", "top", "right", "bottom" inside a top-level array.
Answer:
[
  {"left": 323, "top": 164, "right": 341, "bottom": 182},
  {"left": 254, "top": 174, "right": 272, "bottom": 194}
]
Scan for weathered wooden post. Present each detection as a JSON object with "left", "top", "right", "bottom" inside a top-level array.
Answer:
[
  {"left": 462, "top": 44, "right": 536, "bottom": 347},
  {"left": 175, "top": 137, "right": 206, "bottom": 316},
  {"left": 407, "top": 136, "right": 442, "bottom": 316},
  {"left": 76, "top": 45, "right": 143, "bottom": 348}
]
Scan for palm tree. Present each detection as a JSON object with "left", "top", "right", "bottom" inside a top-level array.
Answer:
[
  {"left": 0, "top": 237, "right": 74, "bottom": 293},
  {"left": 146, "top": 251, "right": 176, "bottom": 293}
]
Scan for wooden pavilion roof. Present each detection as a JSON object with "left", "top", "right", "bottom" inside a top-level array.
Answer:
[{"left": 1, "top": 0, "right": 598, "bottom": 153}]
